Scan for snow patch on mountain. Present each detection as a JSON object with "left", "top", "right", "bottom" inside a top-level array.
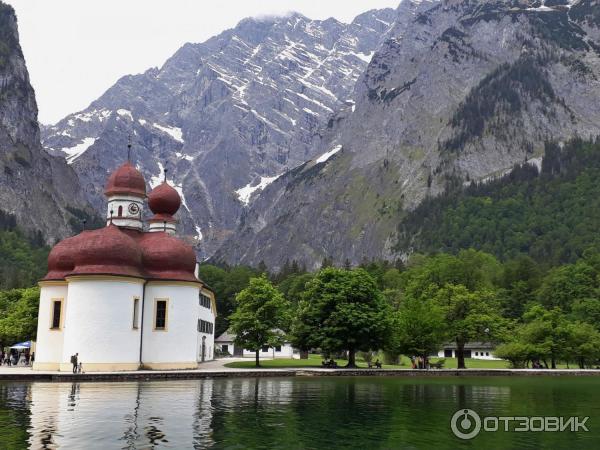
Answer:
[
  {"left": 175, "top": 152, "right": 194, "bottom": 161},
  {"left": 116, "top": 109, "right": 133, "bottom": 121},
  {"left": 236, "top": 174, "right": 282, "bottom": 205},
  {"left": 315, "top": 145, "right": 342, "bottom": 164},
  {"left": 152, "top": 123, "right": 184, "bottom": 143},
  {"left": 62, "top": 137, "right": 97, "bottom": 164}
]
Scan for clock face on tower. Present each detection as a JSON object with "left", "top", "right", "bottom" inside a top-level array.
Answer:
[{"left": 128, "top": 203, "right": 140, "bottom": 215}]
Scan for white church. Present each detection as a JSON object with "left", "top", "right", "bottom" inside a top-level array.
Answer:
[{"left": 33, "top": 155, "right": 217, "bottom": 372}]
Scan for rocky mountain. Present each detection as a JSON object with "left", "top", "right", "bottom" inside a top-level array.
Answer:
[
  {"left": 42, "top": 7, "right": 398, "bottom": 256},
  {"left": 213, "top": 0, "right": 600, "bottom": 270},
  {"left": 0, "top": 2, "right": 95, "bottom": 244}
]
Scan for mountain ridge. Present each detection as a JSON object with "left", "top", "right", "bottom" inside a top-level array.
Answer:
[
  {"left": 0, "top": 2, "right": 96, "bottom": 244},
  {"left": 213, "top": 0, "right": 600, "bottom": 270},
  {"left": 42, "top": 7, "right": 399, "bottom": 257}
]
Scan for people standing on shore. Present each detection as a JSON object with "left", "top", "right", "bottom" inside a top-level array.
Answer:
[{"left": 71, "top": 353, "right": 78, "bottom": 373}]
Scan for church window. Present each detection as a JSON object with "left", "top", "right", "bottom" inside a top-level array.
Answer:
[
  {"left": 132, "top": 297, "right": 140, "bottom": 329},
  {"left": 262, "top": 346, "right": 269, "bottom": 352},
  {"left": 154, "top": 299, "right": 168, "bottom": 331},
  {"left": 197, "top": 319, "right": 214, "bottom": 334},
  {"left": 199, "top": 294, "right": 211, "bottom": 309},
  {"left": 51, "top": 299, "right": 62, "bottom": 329},
  {"left": 275, "top": 345, "right": 282, "bottom": 352},
  {"left": 118, "top": 205, "right": 123, "bottom": 217}
]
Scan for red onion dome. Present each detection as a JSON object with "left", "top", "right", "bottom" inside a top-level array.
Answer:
[
  {"left": 148, "top": 182, "right": 181, "bottom": 217},
  {"left": 104, "top": 162, "right": 146, "bottom": 197},
  {"left": 140, "top": 232, "right": 198, "bottom": 283},
  {"left": 42, "top": 235, "right": 82, "bottom": 281},
  {"left": 69, "top": 224, "right": 144, "bottom": 278}
]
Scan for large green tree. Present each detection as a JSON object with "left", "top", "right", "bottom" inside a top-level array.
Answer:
[
  {"left": 199, "top": 264, "right": 260, "bottom": 336},
  {"left": 537, "top": 260, "right": 598, "bottom": 312},
  {"left": 229, "top": 276, "right": 290, "bottom": 367},
  {"left": 0, "top": 287, "right": 39, "bottom": 346},
  {"left": 291, "top": 268, "right": 391, "bottom": 368},
  {"left": 566, "top": 321, "right": 600, "bottom": 369},
  {"left": 391, "top": 296, "right": 446, "bottom": 364},
  {"left": 400, "top": 251, "right": 506, "bottom": 369},
  {"left": 433, "top": 284, "right": 506, "bottom": 369},
  {"left": 518, "top": 306, "right": 572, "bottom": 369}
]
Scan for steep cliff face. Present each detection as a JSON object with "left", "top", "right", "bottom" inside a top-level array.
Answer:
[
  {"left": 214, "top": 0, "right": 600, "bottom": 270},
  {"left": 42, "top": 8, "right": 398, "bottom": 256},
  {"left": 0, "top": 3, "right": 95, "bottom": 243}
]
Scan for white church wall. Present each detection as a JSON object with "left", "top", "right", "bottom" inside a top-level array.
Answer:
[
  {"left": 197, "top": 290, "right": 215, "bottom": 362},
  {"left": 33, "top": 283, "right": 68, "bottom": 370},
  {"left": 142, "top": 283, "right": 199, "bottom": 369},
  {"left": 60, "top": 278, "right": 144, "bottom": 371}
]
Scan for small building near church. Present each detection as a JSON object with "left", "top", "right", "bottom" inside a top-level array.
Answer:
[
  {"left": 214, "top": 330, "right": 295, "bottom": 359},
  {"left": 438, "top": 342, "right": 499, "bottom": 360},
  {"left": 34, "top": 153, "right": 216, "bottom": 372},
  {"left": 214, "top": 331, "right": 242, "bottom": 357},
  {"left": 243, "top": 343, "right": 295, "bottom": 359}
]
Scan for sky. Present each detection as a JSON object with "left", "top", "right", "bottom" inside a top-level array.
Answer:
[{"left": 5, "top": 0, "right": 400, "bottom": 124}]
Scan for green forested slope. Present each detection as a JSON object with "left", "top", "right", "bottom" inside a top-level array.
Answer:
[
  {"left": 396, "top": 139, "right": 600, "bottom": 266},
  {"left": 0, "top": 211, "right": 49, "bottom": 289}
]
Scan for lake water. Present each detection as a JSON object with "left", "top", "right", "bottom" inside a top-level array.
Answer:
[{"left": 1, "top": 376, "right": 599, "bottom": 449}]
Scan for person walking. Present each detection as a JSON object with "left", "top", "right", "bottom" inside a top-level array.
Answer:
[{"left": 70, "top": 353, "right": 78, "bottom": 374}]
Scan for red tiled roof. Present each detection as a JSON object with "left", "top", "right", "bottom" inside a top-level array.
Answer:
[
  {"left": 148, "top": 182, "right": 181, "bottom": 217},
  {"left": 104, "top": 162, "right": 146, "bottom": 197},
  {"left": 43, "top": 225, "right": 199, "bottom": 283}
]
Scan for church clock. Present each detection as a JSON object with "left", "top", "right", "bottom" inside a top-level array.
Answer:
[{"left": 128, "top": 203, "right": 140, "bottom": 215}]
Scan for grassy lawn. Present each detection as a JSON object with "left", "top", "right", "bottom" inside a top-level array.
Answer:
[{"left": 223, "top": 354, "right": 516, "bottom": 369}]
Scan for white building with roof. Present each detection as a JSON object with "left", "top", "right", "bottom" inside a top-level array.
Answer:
[
  {"left": 438, "top": 342, "right": 500, "bottom": 360},
  {"left": 214, "top": 330, "right": 296, "bottom": 359},
  {"left": 34, "top": 154, "right": 217, "bottom": 372}
]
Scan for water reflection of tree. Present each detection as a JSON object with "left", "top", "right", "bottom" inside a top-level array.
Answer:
[
  {"left": 0, "top": 383, "right": 31, "bottom": 448},
  {"left": 208, "top": 378, "right": 302, "bottom": 448},
  {"left": 208, "top": 378, "right": 394, "bottom": 449},
  {"left": 192, "top": 379, "right": 215, "bottom": 448}
]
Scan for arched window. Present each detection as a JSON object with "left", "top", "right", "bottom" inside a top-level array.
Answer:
[{"left": 118, "top": 205, "right": 123, "bottom": 217}]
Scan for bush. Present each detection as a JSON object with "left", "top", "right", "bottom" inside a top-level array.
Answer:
[{"left": 494, "top": 342, "right": 532, "bottom": 368}]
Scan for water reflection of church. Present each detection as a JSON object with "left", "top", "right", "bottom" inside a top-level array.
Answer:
[
  {"left": 24, "top": 379, "right": 296, "bottom": 448},
  {"left": 34, "top": 155, "right": 216, "bottom": 372}
]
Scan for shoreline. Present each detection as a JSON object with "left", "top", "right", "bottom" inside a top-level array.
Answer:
[{"left": 1, "top": 367, "right": 600, "bottom": 382}]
